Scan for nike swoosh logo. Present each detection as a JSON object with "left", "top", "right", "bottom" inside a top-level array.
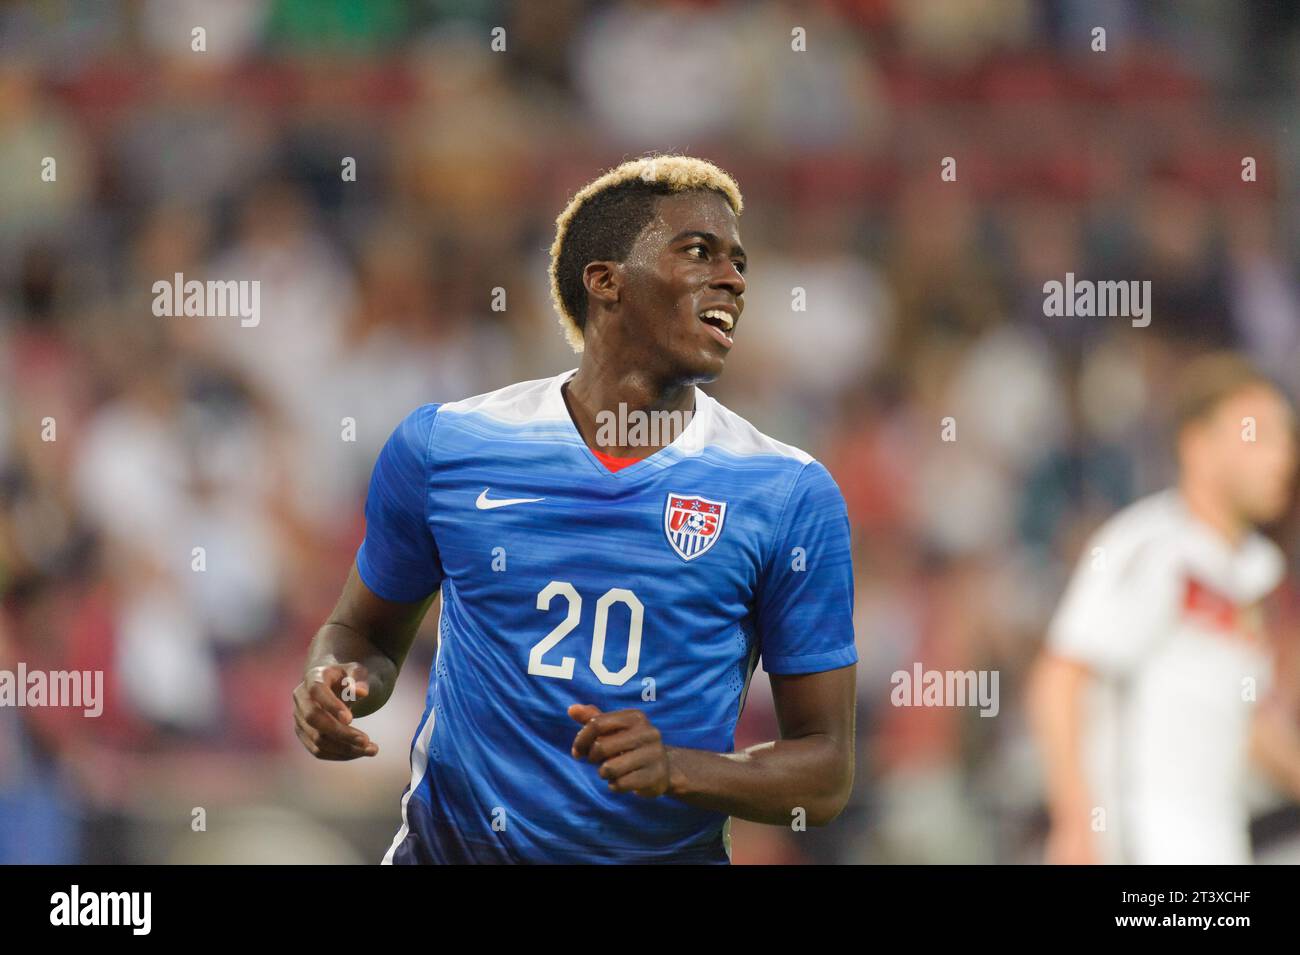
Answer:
[{"left": 476, "top": 488, "right": 545, "bottom": 510}]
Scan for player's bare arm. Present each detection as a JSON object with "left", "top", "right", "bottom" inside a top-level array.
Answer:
[
  {"left": 1249, "top": 699, "right": 1300, "bottom": 801},
  {"left": 293, "top": 563, "right": 435, "bottom": 760},
  {"left": 569, "top": 663, "right": 856, "bottom": 826},
  {"left": 1027, "top": 651, "right": 1098, "bottom": 864},
  {"left": 1249, "top": 613, "right": 1300, "bottom": 802}
]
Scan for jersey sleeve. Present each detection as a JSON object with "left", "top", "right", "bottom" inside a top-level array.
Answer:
[
  {"left": 754, "top": 461, "right": 858, "bottom": 675},
  {"left": 355, "top": 404, "right": 444, "bottom": 602},
  {"left": 1046, "top": 532, "right": 1179, "bottom": 678}
]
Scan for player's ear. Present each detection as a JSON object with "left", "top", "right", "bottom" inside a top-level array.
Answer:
[{"left": 582, "top": 260, "right": 621, "bottom": 310}]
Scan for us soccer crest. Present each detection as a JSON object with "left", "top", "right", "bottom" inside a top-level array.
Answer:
[{"left": 663, "top": 493, "right": 727, "bottom": 561}]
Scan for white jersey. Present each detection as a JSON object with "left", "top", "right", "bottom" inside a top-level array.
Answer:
[{"left": 1047, "top": 489, "right": 1285, "bottom": 864}]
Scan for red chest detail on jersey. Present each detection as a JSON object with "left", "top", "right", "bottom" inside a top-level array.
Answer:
[
  {"left": 590, "top": 447, "right": 642, "bottom": 472},
  {"left": 1181, "top": 577, "right": 1239, "bottom": 633}
]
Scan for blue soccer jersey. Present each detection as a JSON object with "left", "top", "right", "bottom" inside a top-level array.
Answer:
[{"left": 358, "top": 369, "right": 857, "bottom": 864}]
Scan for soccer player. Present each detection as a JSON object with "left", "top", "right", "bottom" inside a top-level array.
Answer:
[
  {"left": 1030, "top": 353, "right": 1300, "bottom": 864},
  {"left": 291, "top": 156, "right": 858, "bottom": 863}
]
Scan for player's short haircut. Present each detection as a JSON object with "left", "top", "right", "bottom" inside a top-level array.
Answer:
[
  {"left": 548, "top": 154, "right": 743, "bottom": 353},
  {"left": 1172, "top": 351, "right": 1284, "bottom": 436}
]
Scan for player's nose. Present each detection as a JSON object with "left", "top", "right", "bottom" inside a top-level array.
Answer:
[{"left": 709, "top": 262, "right": 745, "bottom": 302}]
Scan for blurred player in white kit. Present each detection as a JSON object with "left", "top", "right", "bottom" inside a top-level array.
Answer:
[{"left": 1031, "top": 352, "right": 1300, "bottom": 864}]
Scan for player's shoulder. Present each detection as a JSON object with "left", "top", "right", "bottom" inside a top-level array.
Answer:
[
  {"left": 1089, "top": 489, "right": 1185, "bottom": 554},
  {"left": 1080, "top": 490, "right": 1221, "bottom": 587},
  {"left": 437, "top": 372, "right": 566, "bottom": 425},
  {"left": 384, "top": 401, "right": 442, "bottom": 458},
  {"left": 692, "top": 391, "right": 817, "bottom": 469},
  {"left": 1239, "top": 532, "right": 1286, "bottom": 599},
  {"left": 689, "top": 393, "right": 845, "bottom": 511},
  {"left": 388, "top": 374, "right": 571, "bottom": 456},
  {"left": 1080, "top": 489, "right": 1285, "bottom": 602}
]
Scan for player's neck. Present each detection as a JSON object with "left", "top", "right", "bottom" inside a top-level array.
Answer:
[
  {"left": 1178, "top": 479, "right": 1248, "bottom": 549},
  {"left": 563, "top": 364, "right": 695, "bottom": 459}
]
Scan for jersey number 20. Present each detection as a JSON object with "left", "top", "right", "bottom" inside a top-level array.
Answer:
[{"left": 528, "top": 581, "right": 643, "bottom": 686}]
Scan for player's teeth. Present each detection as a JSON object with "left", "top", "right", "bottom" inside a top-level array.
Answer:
[{"left": 701, "top": 310, "right": 734, "bottom": 331}]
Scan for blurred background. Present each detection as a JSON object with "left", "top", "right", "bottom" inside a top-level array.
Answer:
[{"left": 1, "top": 0, "right": 1299, "bottom": 864}]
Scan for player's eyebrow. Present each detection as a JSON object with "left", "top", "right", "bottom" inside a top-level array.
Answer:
[{"left": 671, "top": 230, "right": 746, "bottom": 262}]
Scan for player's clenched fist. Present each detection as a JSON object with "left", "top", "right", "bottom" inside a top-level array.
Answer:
[
  {"left": 293, "top": 663, "right": 380, "bottom": 760},
  {"left": 568, "top": 704, "right": 672, "bottom": 798}
]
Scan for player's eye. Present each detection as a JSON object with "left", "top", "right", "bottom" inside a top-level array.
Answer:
[
  {"left": 685, "top": 243, "right": 708, "bottom": 259},
  {"left": 733, "top": 260, "right": 746, "bottom": 274}
]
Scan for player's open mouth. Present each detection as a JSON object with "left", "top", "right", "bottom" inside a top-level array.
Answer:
[{"left": 698, "top": 307, "right": 736, "bottom": 347}]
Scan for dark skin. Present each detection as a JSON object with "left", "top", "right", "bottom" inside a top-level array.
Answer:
[
  {"left": 293, "top": 563, "right": 432, "bottom": 760},
  {"left": 294, "top": 189, "right": 857, "bottom": 828},
  {"left": 562, "top": 191, "right": 746, "bottom": 458}
]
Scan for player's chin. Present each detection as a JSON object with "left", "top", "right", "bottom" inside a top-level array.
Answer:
[
  {"left": 1258, "top": 496, "right": 1291, "bottom": 524},
  {"left": 683, "top": 348, "right": 727, "bottom": 382},
  {"left": 683, "top": 334, "right": 732, "bottom": 379},
  {"left": 1243, "top": 489, "right": 1288, "bottom": 524}
]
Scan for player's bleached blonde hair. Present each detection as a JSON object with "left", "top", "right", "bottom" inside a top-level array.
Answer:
[{"left": 547, "top": 154, "right": 744, "bottom": 353}]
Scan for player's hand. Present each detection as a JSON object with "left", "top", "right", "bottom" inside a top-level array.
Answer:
[
  {"left": 568, "top": 704, "right": 671, "bottom": 798},
  {"left": 1044, "top": 819, "right": 1099, "bottom": 865},
  {"left": 293, "top": 663, "right": 379, "bottom": 760}
]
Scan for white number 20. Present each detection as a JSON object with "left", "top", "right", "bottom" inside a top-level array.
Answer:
[{"left": 528, "top": 581, "right": 643, "bottom": 686}]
